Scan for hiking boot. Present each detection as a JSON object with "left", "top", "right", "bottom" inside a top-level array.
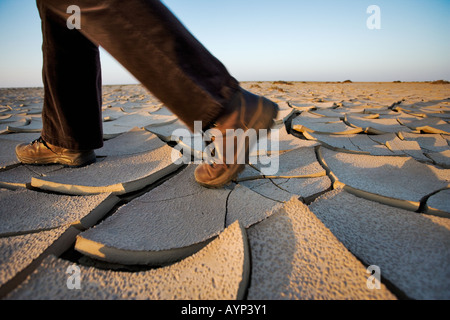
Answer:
[
  {"left": 15, "top": 137, "right": 96, "bottom": 168},
  {"left": 194, "top": 88, "right": 279, "bottom": 188}
]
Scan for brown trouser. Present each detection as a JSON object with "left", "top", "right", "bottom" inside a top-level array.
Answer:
[{"left": 37, "top": 0, "right": 240, "bottom": 150}]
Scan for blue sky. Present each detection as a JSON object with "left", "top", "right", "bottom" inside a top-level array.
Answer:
[{"left": 0, "top": 0, "right": 449, "bottom": 87}]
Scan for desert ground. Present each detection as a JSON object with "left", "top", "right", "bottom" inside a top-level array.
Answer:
[{"left": 0, "top": 81, "right": 449, "bottom": 301}]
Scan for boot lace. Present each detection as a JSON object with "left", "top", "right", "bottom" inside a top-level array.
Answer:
[{"left": 31, "top": 137, "right": 52, "bottom": 151}]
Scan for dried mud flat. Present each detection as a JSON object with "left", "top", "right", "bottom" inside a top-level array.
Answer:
[{"left": 0, "top": 81, "right": 449, "bottom": 300}]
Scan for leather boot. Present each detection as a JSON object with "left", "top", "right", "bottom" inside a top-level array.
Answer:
[
  {"left": 15, "top": 137, "right": 96, "bottom": 168},
  {"left": 194, "top": 89, "right": 279, "bottom": 188}
]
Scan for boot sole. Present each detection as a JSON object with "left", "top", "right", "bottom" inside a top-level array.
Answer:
[{"left": 16, "top": 153, "right": 96, "bottom": 168}]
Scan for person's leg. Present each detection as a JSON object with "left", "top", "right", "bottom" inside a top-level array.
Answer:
[
  {"left": 35, "top": 0, "right": 278, "bottom": 186},
  {"left": 38, "top": 0, "right": 103, "bottom": 151},
  {"left": 15, "top": 0, "right": 102, "bottom": 167},
  {"left": 40, "top": 0, "right": 240, "bottom": 132}
]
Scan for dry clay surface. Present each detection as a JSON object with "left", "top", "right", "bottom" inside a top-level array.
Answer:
[{"left": 0, "top": 82, "right": 449, "bottom": 300}]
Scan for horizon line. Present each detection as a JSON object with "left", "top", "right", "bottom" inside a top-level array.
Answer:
[{"left": 1, "top": 79, "right": 449, "bottom": 89}]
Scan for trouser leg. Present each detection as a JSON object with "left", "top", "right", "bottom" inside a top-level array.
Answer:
[
  {"left": 37, "top": 0, "right": 103, "bottom": 150},
  {"left": 40, "top": 0, "right": 240, "bottom": 133}
]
